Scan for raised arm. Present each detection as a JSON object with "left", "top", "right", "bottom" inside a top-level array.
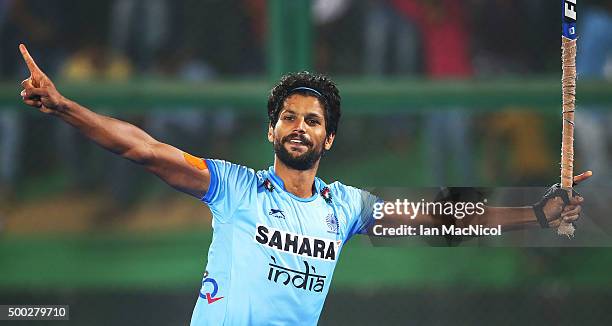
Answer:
[{"left": 18, "top": 44, "right": 210, "bottom": 198}]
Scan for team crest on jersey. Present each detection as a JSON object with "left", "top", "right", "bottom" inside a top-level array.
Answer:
[
  {"left": 255, "top": 224, "right": 341, "bottom": 261},
  {"left": 325, "top": 213, "right": 339, "bottom": 234}
]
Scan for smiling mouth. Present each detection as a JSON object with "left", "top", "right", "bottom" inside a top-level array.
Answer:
[
  {"left": 285, "top": 140, "right": 311, "bottom": 153},
  {"left": 284, "top": 135, "right": 311, "bottom": 148}
]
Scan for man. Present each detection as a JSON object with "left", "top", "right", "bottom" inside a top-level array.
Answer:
[{"left": 18, "top": 44, "right": 588, "bottom": 325}]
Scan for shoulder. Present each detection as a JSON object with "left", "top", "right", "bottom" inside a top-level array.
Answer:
[
  {"left": 328, "top": 181, "right": 365, "bottom": 193},
  {"left": 206, "top": 159, "right": 258, "bottom": 179},
  {"left": 328, "top": 180, "right": 357, "bottom": 193},
  {"left": 327, "top": 181, "right": 368, "bottom": 203},
  {"left": 327, "top": 180, "right": 380, "bottom": 211},
  {"left": 202, "top": 159, "right": 261, "bottom": 203}
]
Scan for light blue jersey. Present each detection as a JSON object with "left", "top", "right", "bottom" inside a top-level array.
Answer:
[{"left": 190, "top": 159, "right": 379, "bottom": 326}]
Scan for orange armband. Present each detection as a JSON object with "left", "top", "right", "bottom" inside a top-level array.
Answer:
[{"left": 183, "top": 152, "right": 208, "bottom": 171}]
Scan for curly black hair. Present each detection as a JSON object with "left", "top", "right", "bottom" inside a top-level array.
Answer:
[{"left": 267, "top": 71, "right": 341, "bottom": 136}]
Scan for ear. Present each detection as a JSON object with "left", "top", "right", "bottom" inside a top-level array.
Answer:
[
  {"left": 268, "top": 123, "right": 274, "bottom": 143},
  {"left": 324, "top": 133, "right": 335, "bottom": 150}
]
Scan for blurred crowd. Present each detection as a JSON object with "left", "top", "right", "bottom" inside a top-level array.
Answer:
[
  {"left": 0, "top": 0, "right": 252, "bottom": 214},
  {"left": 1, "top": 0, "right": 612, "bottom": 220}
]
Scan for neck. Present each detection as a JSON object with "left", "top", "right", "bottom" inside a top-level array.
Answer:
[{"left": 273, "top": 157, "right": 319, "bottom": 199}]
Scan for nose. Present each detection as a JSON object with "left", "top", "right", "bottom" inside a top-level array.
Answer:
[{"left": 292, "top": 117, "right": 307, "bottom": 133}]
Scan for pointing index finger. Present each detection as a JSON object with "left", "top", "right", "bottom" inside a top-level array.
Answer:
[{"left": 19, "top": 44, "right": 41, "bottom": 74}]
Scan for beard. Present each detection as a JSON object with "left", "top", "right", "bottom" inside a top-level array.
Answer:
[{"left": 274, "top": 133, "right": 324, "bottom": 171}]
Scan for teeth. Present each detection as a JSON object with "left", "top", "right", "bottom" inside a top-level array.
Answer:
[{"left": 290, "top": 139, "right": 302, "bottom": 143}]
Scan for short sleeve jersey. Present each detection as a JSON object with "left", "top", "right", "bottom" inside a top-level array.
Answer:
[{"left": 190, "top": 160, "right": 380, "bottom": 326}]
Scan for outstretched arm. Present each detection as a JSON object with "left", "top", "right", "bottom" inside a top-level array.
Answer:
[
  {"left": 18, "top": 44, "right": 210, "bottom": 198},
  {"left": 371, "top": 172, "right": 591, "bottom": 233}
]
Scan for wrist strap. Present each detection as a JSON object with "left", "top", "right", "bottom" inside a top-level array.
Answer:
[
  {"left": 532, "top": 204, "right": 550, "bottom": 228},
  {"left": 533, "top": 185, "right": 576, "bottom": 229}
]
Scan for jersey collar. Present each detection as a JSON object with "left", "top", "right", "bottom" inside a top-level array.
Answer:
[{"left": 267, "top": 166, "right": 323, "bottom": 202}]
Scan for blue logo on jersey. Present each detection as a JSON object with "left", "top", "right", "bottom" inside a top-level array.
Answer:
[
  {"left": 269, "top": 208, "right": 286, "bottom": 219},
  {"left": 200, "top": 277, "right": 224, "bottom": 304},
  {"left": 325, "top": 213, "right": 338, "bottom": 234}
]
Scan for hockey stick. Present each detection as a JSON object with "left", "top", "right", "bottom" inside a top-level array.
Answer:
[{"left": 559, "top": 0, "right": 578, "bottom": 237}]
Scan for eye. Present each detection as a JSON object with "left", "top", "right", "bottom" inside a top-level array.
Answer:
[
  {"left": 283, "top": 115, "right": 295, "bottom": 121},
  {"left": 307, "top": 119, "right": 320, "bottom": 125}
]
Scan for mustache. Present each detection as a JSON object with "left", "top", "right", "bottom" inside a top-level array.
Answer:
[{"left": 281, "top": 134, "right": 312, "bottom": 147}]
